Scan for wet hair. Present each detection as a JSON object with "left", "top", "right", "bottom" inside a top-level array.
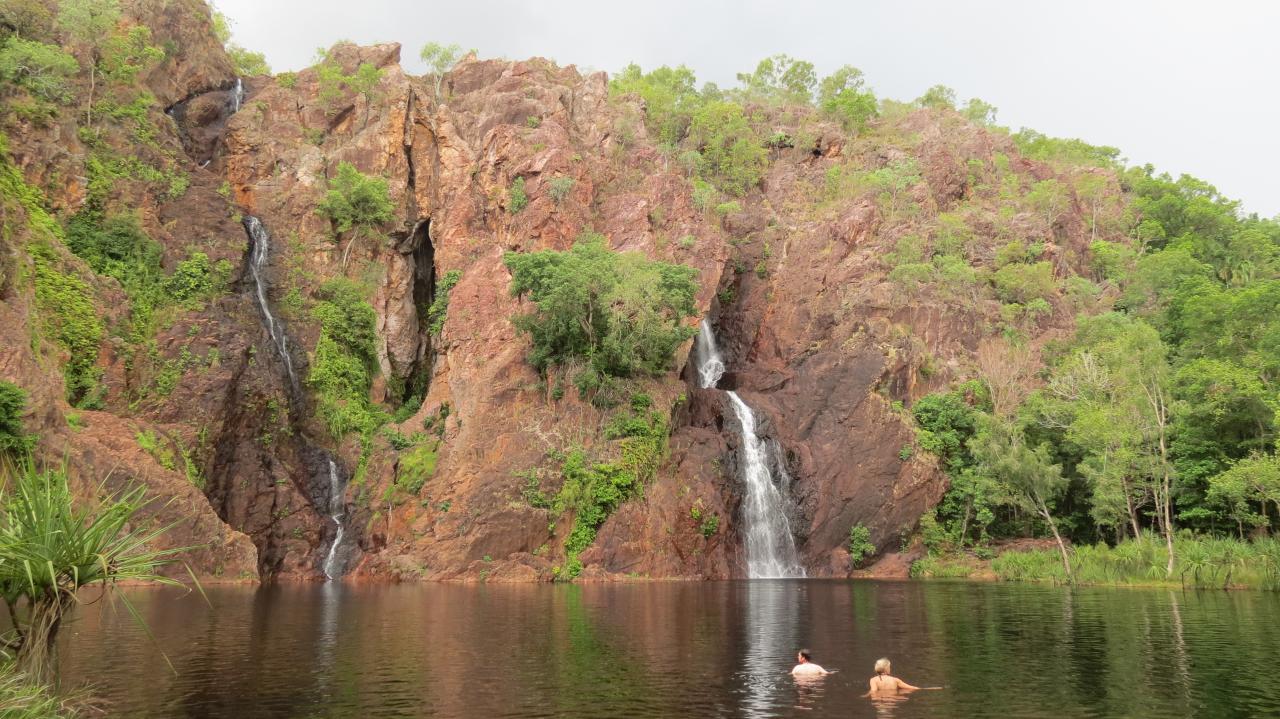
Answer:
[
  {"left": 798, "top": 649, "right": 813, "bottom": 661},
  {"left": 875, "top": 658, "right": 891, "bottom": 675}
]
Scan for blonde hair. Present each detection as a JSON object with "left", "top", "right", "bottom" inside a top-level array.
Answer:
[{"left": 874, "top": 658, "right": 891, "bottom": 675}]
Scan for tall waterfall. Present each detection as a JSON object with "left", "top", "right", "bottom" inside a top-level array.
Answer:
[
  {"left": 695, "top": 321, "right": 805, "bottom": 579},
  {"left": 322, "top": 459, "right": 348, "bottom": 580},
  {"left": 243, "top": 216, "right": 299, "bottom": 395}
]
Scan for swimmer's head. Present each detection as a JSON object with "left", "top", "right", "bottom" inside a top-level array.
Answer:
[
  {"left": 798, "top": 649, "right": 813, "bottom": 663},
  {"left": 875, "top": 658, "right": 891, "bottom": 675}
]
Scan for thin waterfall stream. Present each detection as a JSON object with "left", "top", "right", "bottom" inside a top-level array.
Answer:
[
  {"left": 241, "top": 215, "right": 350, "bottom": 579},
  {"left": 696, "top": 321, "right": 804, "bottom": 578},
  {"left": 230, "top": 77, "right": 244, "bottom": 113},
  {"left": 322, "top": 459, "right": 347, "bottom": 579},
  {"left": 243, "top": 216, "right": 299, "bottom": 396}
]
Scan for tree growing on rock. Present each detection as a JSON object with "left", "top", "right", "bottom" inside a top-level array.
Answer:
[
  {"left": 818, "top": 65, "right": 878, "bottom": 133},
  {"left": 419, "top": 41, "right": 461, "bottom": 100},
  {"left": 316, "top": 161, "right": 395, "bottom": 267},
  {"left": 55, "top": 0, "right": 120, "bottom": 124},
  {"left": 734, "top": 54, "right": 816, "bottom": 105},
  {"left": 504, "top": 233, "right": 698, "bottom": 399},
  {"left": 0, "top": 36, "right": 79, "bottom": 103}
]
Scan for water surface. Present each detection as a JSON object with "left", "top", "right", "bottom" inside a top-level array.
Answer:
[{"left": 60, "top": 580, "right": 1280, "bottom": 718}]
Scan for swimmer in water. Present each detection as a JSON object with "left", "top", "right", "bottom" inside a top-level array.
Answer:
[
  {"left": 865, "top": 658, "right": 922, "bottom": 694},
  {"left": 791, "top": 649, "right": 833, "bottom": 677}
]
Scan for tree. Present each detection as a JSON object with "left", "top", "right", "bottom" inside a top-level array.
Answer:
[
  {"left": 687, "top": 101, "right": 766, "bottom": 196},
  {"left": 962, "top": 97, "right": 997, "bottom": 125},
  {"left": 867, "top": 158, "right": 921, "bottom": 217},
  {"left": 97, "top": 23, "right": 162, "bottom": 86},
  {"left": 1056, "top": 313, "right": 1180, "bottom": 575},
  {"left": 419, "top": 41, "right": 460, "bottom": 100},
  {"left": 915, "top": 84, "right": 956, "bottom": 109},
  {"left": 56, "top": 0, "right": 120, "bottom": 124},
  {"left": 609, "top": 63, "right": 700, "bottom": 146},
  {"left": 735, "top": 54, "right": 815, "bottom": 105},
  {"left": 970, "top": 414, "right": 1072, "bottom": 579},
  {"left": 316, "top": 161, "right": 395, "bottom": 266},
  {"left": 0, "top": 462, "right": 188, "bottom": 682},
  {"left": 1027, "top": 178, "right": 1070, "bottom": 228},
  {"left": 503, "top": 233, "right": 698, "bottom": 388},
  {"left": 346, "top": 61, "right": 382, "bottom": 127},
  {"left": 1, "top": 0, "right": 55, "bottom": 40},
  {"left": 817, "top": 65, "right": 877, "bottom": 132},
  {"left": 0, "top": 36, "right": 79, "bottom": 102},
  {"left": 228, "top": 45, "right": 268, "bottom": 76},
  {"left": 1207, "top": 453, "right": 1280, "bottom": 537}
]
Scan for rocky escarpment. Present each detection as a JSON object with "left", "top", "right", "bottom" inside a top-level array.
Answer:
[{"left": 2, "top": 0, "right": 1126, "bottom": 582}]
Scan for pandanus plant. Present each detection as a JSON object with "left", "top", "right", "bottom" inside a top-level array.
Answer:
[{"left": 0, "top": 461, "right": 190, "bottom": 684}]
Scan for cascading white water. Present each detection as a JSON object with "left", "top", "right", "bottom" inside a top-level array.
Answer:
[
  {"left": 230, "top": 77, "right": 244, "bottom": 113},
  {"left": 243, "top": 216, "right": 299, "bottom": 394},
  {"left": 322, "top": 459, "right": 347, "bottom": 580},
  {"left": 695, "top": 321, "right": 805, "bottom": 579}
]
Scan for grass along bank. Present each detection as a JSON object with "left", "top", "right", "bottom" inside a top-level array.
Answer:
[{"left": 911, "top": 533, "right": 1280, "bottom": 590}]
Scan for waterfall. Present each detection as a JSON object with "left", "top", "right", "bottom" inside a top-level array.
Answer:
[
  {"left": 243, "top": 216, "right": 299, "bottom": 395},
  {"left": 322, "top": 459, "right": 348, "bottom": 580},
  {"left": 696, "top": 321, "right": 805, "bottom": 579},
  {"left": 230, "top": 77, "right": 244, "bottom": 113}
]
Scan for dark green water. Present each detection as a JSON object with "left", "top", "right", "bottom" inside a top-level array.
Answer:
[{"left": 58, "top": 580, "right": 1280, "bottom": 718}]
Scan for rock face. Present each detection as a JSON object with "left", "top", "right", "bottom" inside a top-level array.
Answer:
[{"left": 2, "top": 1, "right": 1115, "bottom": 582}]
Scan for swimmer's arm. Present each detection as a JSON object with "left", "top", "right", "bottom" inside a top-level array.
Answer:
[{"left": 896, "top": 678, "right": 921, "bottom": 691}]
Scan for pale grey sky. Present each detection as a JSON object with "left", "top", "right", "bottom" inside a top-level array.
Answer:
[{"left": 216, "top": 0, "right": 1279, "bottom": 218}]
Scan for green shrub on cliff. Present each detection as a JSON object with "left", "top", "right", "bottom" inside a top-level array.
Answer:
[
  {"left": 503, "top": 233, "right": 698, "bottom": 391},
  {"left": 308, "top": 279, "right": 380, "bottom": 438},
  {"left": 848, "top": 523, "right": 875, "bottom": 567},
  {"left": 1, "top": 146, "right": 104, "bottom": 407},
  {"left": 687, "top": 101, "right": 766, "bottom": 196},
  {"left": 426, "top": 269, "right": 461, "bottom": 335},
  {"left": 0, "top": 36, "right": 79, "bottom": 103},
  {"left": 0, "top": 381, "right": 33, "bottom": 458},
  {"left": 317, "top": 161, "right": 395, "bottom": 237}
]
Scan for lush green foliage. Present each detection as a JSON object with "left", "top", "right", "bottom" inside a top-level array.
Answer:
[
  {"left": 609, "top": 63, "right": 700, "bottom": 146},
  {"left": 0, "top": 382, "right": 33, "bottom": 458},
  {"left": 550, "top": 397, "right": 668, "bottom": 578},
  {"left": 817, "top": 65, "right": 877, "bottom": 132},
  {"left": 0, "top": 36, "right": 79, "bottom": 103},
  {"left": 1, "top": 146, "right": 104, "bottom": 406},
  {"left": 687, "top": 101, "right": 766, "bottom": 196},
  {"left": 913, "top": 154, "right": 1280, "bottom": 579},
  {"left": 308, "top": 279, "right": 380, "bottom": 438},
  {"left": 316, "top": 161, "right": 395, "bottom": 236},
  {"left": 504, "top": 234, "right": 698, "bottom": 389}
]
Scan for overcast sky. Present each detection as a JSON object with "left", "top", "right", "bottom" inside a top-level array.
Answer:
[{"left": 215, "top": 0, "right": 1279, "bottom": 218}]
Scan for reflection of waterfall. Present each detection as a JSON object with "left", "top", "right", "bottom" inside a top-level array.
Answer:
[
  {"left": 696, "top": 321, "right": 805, "bottom": 579},
  {"left": 322, "top": 460, "right": 349, "bottom": 580},
  {"left": 230, "top": 77, "right": 244, "bottom": 113},
  {"left": 740, "top": 580, "right": 803, "bottom": 717},
  {"left": 243, "top": 216, "right": 299, "bottom": 395}
]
